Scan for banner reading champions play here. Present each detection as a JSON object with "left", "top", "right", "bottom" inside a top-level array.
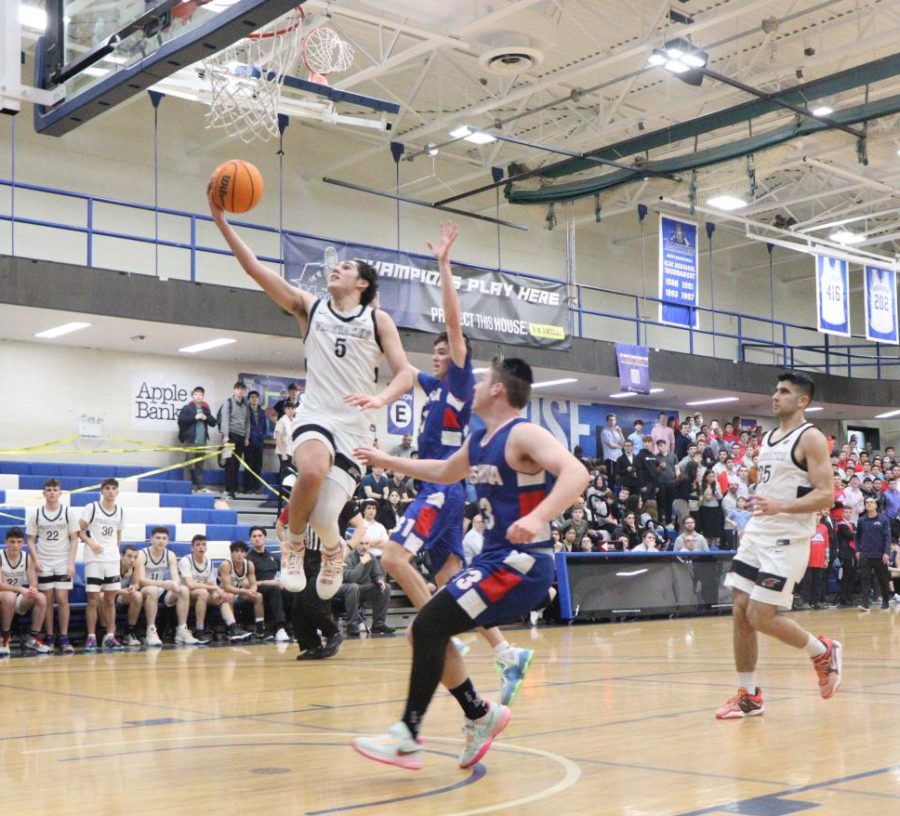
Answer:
[{"left": 282, "top": 234, "right": 571, "bottom": 350}]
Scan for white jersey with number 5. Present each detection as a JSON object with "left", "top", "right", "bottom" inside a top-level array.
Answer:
[
  {"left": 301, "top": 298, "right": 382, "bottom": 435},
  {"left": 80, "top": 502, "right": 124, "bottom": 564},
  {"left": 746, "top": 422, "right": 816, "bottom": 539}
]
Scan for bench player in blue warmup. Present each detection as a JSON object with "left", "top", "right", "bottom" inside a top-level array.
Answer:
[
  {"left": 353, "top": 357, "right": 590, "bottom": 770},
  {"left": 379, "top": 222, "right": 535, "bottom": 707}
]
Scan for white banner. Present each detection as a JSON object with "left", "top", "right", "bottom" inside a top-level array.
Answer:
[
  {"left": 130, "top": 372, "right": 214, "bottom": 430},
  {"left": 815, "top": 254, "right": 850, "bottom": 337},
  {"left": 864, "top": 265, "right": 898, "bottom": 345}
]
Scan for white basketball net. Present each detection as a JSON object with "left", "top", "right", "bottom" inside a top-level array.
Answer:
[
  {"left": 302, "top": 27, "right": 355, "bottom": 83},
  {"left": 203, "top": 8, "right": 304, "bottom": 142}
]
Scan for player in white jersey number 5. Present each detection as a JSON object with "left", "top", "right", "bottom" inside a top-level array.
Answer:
[
  {"left": 716, "top": 371, "right": 842, "bottom": 720},
  {"left": 208, "top": 186, "right": 413, "bottom": 601}
]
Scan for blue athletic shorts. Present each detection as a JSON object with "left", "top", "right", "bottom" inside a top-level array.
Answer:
[
  {"left": 443, "top": 547, "right": 554, "bottom": 629},
  {"left": 390, "top": 481, "right": 465, "bottom": 573}
]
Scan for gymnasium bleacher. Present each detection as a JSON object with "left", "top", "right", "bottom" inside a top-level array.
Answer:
[{"left": 0, "top": 460, "right": 279, "bottom": 616}]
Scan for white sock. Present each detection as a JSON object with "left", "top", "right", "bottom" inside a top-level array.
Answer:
[
  {"left": 492, "top": 640, "right": 511, "bottom": 660},
  {"left": 737, "top": 672, "right": 756, "bottom": 692},
  {"left": 805, "top": 634, "right": 827, "bottom": 658},
  {"left": 177, "top": 624, "right": 187, "bottom": 631},
  {"left": 288, "top": 531, "right": 306, "bottom": 547}
]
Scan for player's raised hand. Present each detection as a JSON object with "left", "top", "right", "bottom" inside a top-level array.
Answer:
[
  {"left": 207, "top": 179, "right": 225, "bottom": 219},
  {"left": 345, "top": 393, "right": 385, "bottom": 411},
  {"left": 506, "top": 513, "right": 545, "bottom": 545},
  {"left": 355, "top": 445, "right": 391, "bottom": 469},
  {"left": 426, "top": 221, "right": 459, "bottom": 264}
]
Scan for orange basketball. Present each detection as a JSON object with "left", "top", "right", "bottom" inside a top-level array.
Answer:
[{"left": 211, "top": 159, "right": 264, "bottom": 213}]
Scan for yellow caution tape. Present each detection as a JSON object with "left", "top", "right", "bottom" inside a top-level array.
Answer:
[
  {"left": 0, "top": 435, "right": 80, "bottom": 455},
  {"left": 0, "top": 511, "right": 25, "bottom": 522},
  {"left": 232, "top": 452, "right": 281, "bottom": 498},
  {"left": 67, "top": 449, "right": 224, "bottom": 495}
]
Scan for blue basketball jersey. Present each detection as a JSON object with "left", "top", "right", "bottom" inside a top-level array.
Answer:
[
  {"left": 467, "top": 417, "right": 555, "bottom": 553},
  {"left": 417, "top": 354, "right": 474, "bottom": 460}
]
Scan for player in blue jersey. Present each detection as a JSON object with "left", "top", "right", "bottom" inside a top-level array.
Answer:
[
  {"left": 352, "top": 357, "right": 590, "bottom": 770},
  {"left": 380, "top": 222, "right": 534, "bottom": 707}
]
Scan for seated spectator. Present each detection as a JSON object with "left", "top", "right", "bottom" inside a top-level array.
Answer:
[
  {"left": 673, "top": 517, "right": 709, "bottom": 551},
  {"left": 178, "top": 535, "right": 250, "bottom": 642},
  {"left": 117, "top": 544, "right": 145, "bottom": 647},
  {"left": 560, "top": 527, "right": 578, "bottom": 552},
  {"left": 388, "top": 434, "right": 415, "bottom": 459},
  {"left": 357, "top": 466, "right": 389, "bottom": 501},
  {"left": 578, "top": 535, "right": 595, "bottom": 553},
  {"left": 377, "top": 490, "right": 404, "bottom": 533},
  {"left": 338, "top": 534, "right": 394, "bottom": 637},
  {"left": 354, "top": 499, "right": 390, "bottom": 554},
  {"left": 386, "top": 469, "right": 416, "bottom": 505},
  {"left": 633, "top": 529, "right": 662, "bottom": 552},
  {"left": 247, "top": 526, "right": 289, "bottom": 642},
  {"left": 135, "top": 528, "right": 199, "bottom": 646},
  {"left": 463, "top": 514, "right": 484, "bottom": 565},
  {"left": 218, "top": 541, "right": 264, "bottom": 629},
  {"left": 0, "top": 527, "right": 51, "bottom": 655},
  {"left": 612, "top": 511, "right": 642, "bottom": 551},
  {"left": 559, "top": 506, "right": 590, "bottom": 541}
]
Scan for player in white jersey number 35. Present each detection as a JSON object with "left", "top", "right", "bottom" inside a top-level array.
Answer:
[
  {"left": 208, "top": 183, "right": 413, "bottom": 603},
  {"left": 716, "top": 371, "right": 842, "bottom": 719}
]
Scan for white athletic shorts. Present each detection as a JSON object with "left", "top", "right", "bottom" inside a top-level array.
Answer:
[
  {"left": 291, "top": 409, "right": 371, "bottom": 496},
  {"left": 142, "top": 585, "right": 179, "bottom": 607},
  {"left": 37, "top": 557, "right": 73, "bottom": 591},
  {"left": 84, "top": 562, "right": 122, "bottom": 593},
  {"left": 724, "top": 532, "right": 811, "bottom": 610}
]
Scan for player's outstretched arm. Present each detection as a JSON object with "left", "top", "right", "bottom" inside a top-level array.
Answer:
[
  {"left": 427, "top": 222, "right": 467, "bottom": 368},
  {"left": 506, "top": 425, "right": 591, "bottom": 544},
  {"left": 345, "top": 311, "right": 415, "bottom": 410},
  {"left": 356, "top": 439, "right": 471, "bottom": 485},
  {"left": 207, "top": 182, "right": 314, "bottom": 320}
]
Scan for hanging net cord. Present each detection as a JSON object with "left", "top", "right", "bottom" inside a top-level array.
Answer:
[
  {"left": 203, "top": 8, "right": 304, "bottom": 142},
  {"left": 302, "top": 27, "right": 354, "bottom": 81}
]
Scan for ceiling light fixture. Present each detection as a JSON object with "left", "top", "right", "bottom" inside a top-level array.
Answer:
[
  {"left": 425, "top": 143, "right": 439, "bottom": 157},
  {"left": 828, "top": 229, "right": 865, "bottom": 245},
  {"left": 178, "top": 338, "right": 237, "bottom": 354},
  {"left": 707, "top": 194, "right": 747, "bottom": 211},
  {"left": 449, "top": 125, "right": 497, "bottom": 145},
  {"left": 804, "top": 406, "right": 824, "bottom": 412},
  {"left": 34, "top": 321, "right": 92, "bottom": 339},
  {"left": 532, "top": 378, "right": 578, "bottom": 389},
  {"left": 811, "top": 105, "right": 833, "bottom": 117},
  {"left": 685, "top": 396, "right": 739, "bottom": 406},
  {"left": 609, "top": 388, "right": 664, "bottom": 399},
  {"left": 875, "top": 409, "right": 900, "bottom": 419},
  {"left": 647, "top": 38, "right": 708, "bottom": 85}
]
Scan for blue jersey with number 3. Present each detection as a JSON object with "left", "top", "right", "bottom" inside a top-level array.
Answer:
[{"left": 467, "top": 417, "right": 555, "bottom": 553}]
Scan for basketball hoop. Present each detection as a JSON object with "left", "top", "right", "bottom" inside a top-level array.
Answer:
[
  {"left": 203, "top": 6, "right": 305, "bottom": 142},
  {"left": 302, "top": 26, "right": 355, "bottom": 85}
]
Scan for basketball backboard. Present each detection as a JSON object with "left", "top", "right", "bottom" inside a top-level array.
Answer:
[
  {"left": 26, "top": 0, "right": 305, "bottom": 134},
  {"left": 19, "top": 0, "right": 397, "bottom": 138}
]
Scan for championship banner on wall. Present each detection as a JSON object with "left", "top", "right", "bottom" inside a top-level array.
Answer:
[
  {"left": 815, "top": 254, "right": 850, "bottom": 337},
  {"left": 130, "top": 372, "right": 214, "bottom": 430},
  {"left": 864, "top": 265, "right": 898, "bottom": 345},
  {"left": 658, "top": 215, "right": 699, "bottom": 328},
  {"left": 282, "top": 234, "right": 571, "bottom": 350},
  {"left": 615, "top": 343, "right": 650, "bottom": 394},
  {"left": 387, "top": 390, "right": 415, "bottom": 435}
]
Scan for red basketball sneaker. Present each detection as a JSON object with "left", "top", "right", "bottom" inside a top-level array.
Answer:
[
  {"left": 715, "top": 687, "right": 765, "bottom": 719},
  {"left": 811, "top": 636, "right": 842, "bottom": 699}
]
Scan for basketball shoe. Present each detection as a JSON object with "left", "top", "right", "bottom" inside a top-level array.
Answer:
[
  {"left": 812, "top": 636, "right": 842, "bottom": 699},
  {"left": 144, "top": 625, "right": 163, "bottom": 648},
  {"left": 715, "top": 687, "right": 765, "bottom": 719},
  {"left": 459, "top": 702, "right": 512, "bottom": 768},
  {"left": 352, "top": 722, "right": 424, "bottom": 771},
  {"left": 497, "top": 647, "right": 535, "bottom": 706},
  {"left": 316, "top": 545, "right": 344, "bottom": 600}
]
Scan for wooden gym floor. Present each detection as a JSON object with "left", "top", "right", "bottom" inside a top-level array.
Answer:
[{"left": 2, "top": 609, "right": 899, "bottom": 815}]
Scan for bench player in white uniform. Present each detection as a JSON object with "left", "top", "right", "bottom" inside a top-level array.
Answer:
[
  {"left": 0, "top": 527, "right": 52, "bottom": 655},
  {"left": 208, "top": 188, "right": 413, "bottom": 601},
  {"left": 716, "top": 371, "right": 842, "bottom": 719},
  {"left": 117, "top": 545, "right": 144, "bottom": 647},
  {"left": 135, "top": 527, "right": 200, "bottom": 647},
  {"left": 178, "top": 534, "right": 251, "bottom": 642},
  {"left": 218, "top": 540, "right": 262, "bottom": 625},
  {"left": 26, "top": 478, "right": 79, "bottom": 653},
  {"left": 78, "top": 478, "right": 125, "bottom": 651}
]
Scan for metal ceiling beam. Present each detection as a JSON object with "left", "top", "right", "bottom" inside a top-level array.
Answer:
[{"left": 528, "top": 53, "right": 900, "bottom": 182}]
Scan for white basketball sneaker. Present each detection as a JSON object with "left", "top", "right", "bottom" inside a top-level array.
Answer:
[{"left": 144, "top": 625, "right": 163, "bottom": 648}]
